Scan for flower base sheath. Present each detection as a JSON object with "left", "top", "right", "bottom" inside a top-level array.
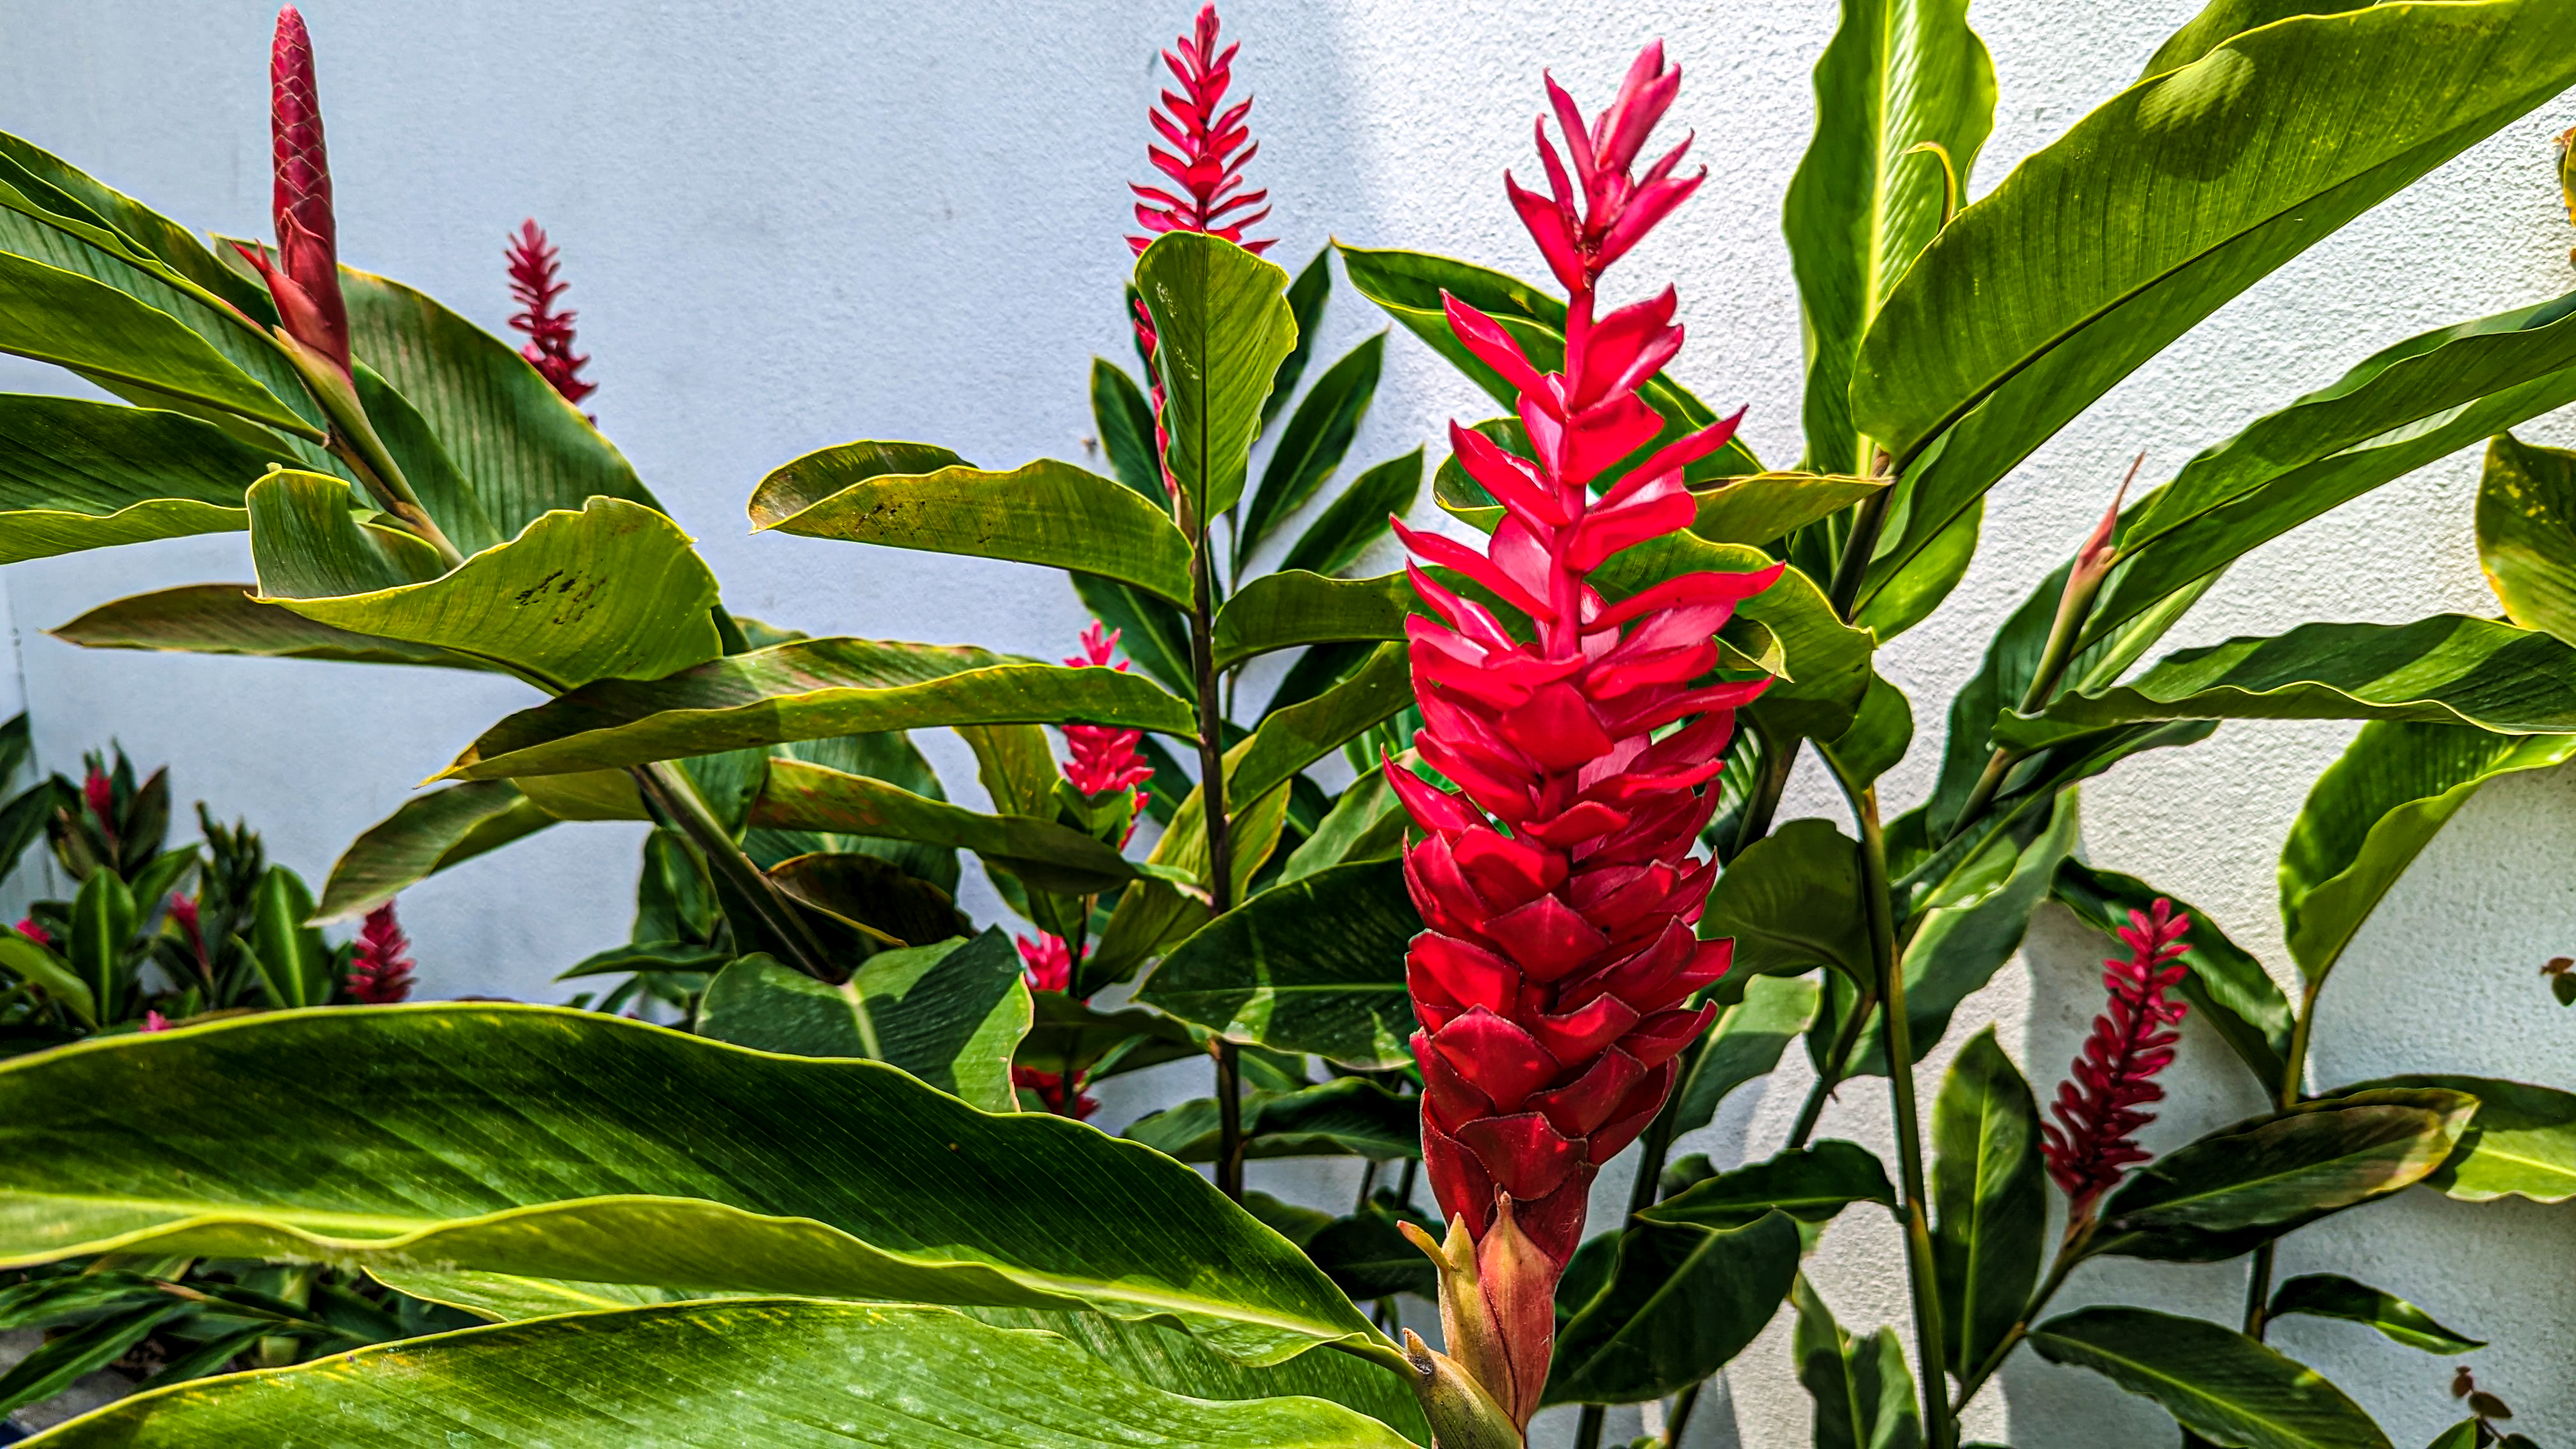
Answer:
[{"left": 1388, "top": 42, "right": 1778, "bottom": 1432}]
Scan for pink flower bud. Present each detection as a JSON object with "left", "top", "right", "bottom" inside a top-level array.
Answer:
[{"left": 233, "top": 7, "right": 353, "bottom": 375}]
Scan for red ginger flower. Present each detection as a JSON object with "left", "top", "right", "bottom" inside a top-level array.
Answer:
[
  {"left": 1061, "top": 624, "right": 1156, "bottom": 808},
  {"left": 233, "top": 6, "right": 353, "bottom": 376},
  {"left": 1128, "top": 5, "right": 1272, "bottom": 257},
  {"left": 81, "top": 764, "right": 112, "bottom": 825},
  {"left": 347, "top": 901, "right": 416, "bottom": 1004},
  {"left": 1388, "top": 43, "right": 1770, "bottom": 1429},
  {"left": 13, "top": 917, "right": 50, "bottom": 949},
  {"left": 1013, "top": 934, "right": 1100, "bottom": 1119},
  {"left": 2042, "top": 898, "right": 2191, "bottom": 1216},
  {"left": 139, "top": 1009, "right": 171, "bottom": 1034},
  {"left": 506, "top": 220, "right": 597, "bottom": 409}
]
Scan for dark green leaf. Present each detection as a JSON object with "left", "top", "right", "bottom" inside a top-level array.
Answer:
[
  {"left": 2051, "top": 859, "right": 2293, "bottom": 1092},
  {"left": 0, "top": 395, "right": 292, "bottom": 562},
  {"left": 1279, "top": 448, "right": 1422, "bottom": 578},
  {"left": 1793, "top": 1274, "right": 1922, "bottom": 1449},
  {"left": 2267, "top": 1274, "right": 2483, "bottom": 1354},
  {"left": 698, "top": 931, "right": 1027, "bottom": 1111},
  {"left": 1306, "top": 1197, "right": 1438, "bottom": 1303},
  {"left": 2028, "top": 1306, "right": 2391, "bottom": 1449},
  {"left": 1138, "top": 858, "right": 1414, "bottom": 1070},
  {"left": 0, "top": 1301, "right": 181, "bottom": 1416},
  {"left": 1123, "top": 1077, "right": 1418, "bottom": 1163},
  {"left": 1074, "top": 572, "right": 1197, "bottom": 700},
  {"left": 1092, "top": 358, "right": 1168, "bottom": 504},
  {"left": 1648, "top": 1141, "right": 1896, "bottom": 1234},
  {"left": 1931, "top": 1028, "right": 2044, "bottom": 1377},
  {"left": 1543, "top": 1212, "right": 1800, "bottom": 1406},
  {"left": 0, "top": 249, "right": 308, "bottom": 435},
  {"left": 52, "top": 582, "right": 487, "bottom": 670},
  {"left": 1264, "top": 246, "right": 1334, "bottom": 431},
  {"left": 315, "top": 780, "right": 556, "bottom": 922},
  {"left": 768, "top": 851, "right": 972, "bottom": 948},
  {"left": 1231, "top": 642, "right": 1411, "bottom": 806},
  {"left": 1241, "top": 334, "right": 1383, "bottom": 563},
  {"left": 1668, "top": 975, "right": 1821, "bottom": 1136},
  {"left": 751, "top": 758, "right": 1137, "bottom": 896},
  {"left": 1705, "top": 818, "right": 1867, "bottom": 991}
]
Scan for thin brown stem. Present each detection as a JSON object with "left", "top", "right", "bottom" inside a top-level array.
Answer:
[
  {"left": 2246, "top": 976, "right": 2324, "bottom": 1338},
  {"left": 634, "top": 763, "right": 849, "bottom": 1001}
]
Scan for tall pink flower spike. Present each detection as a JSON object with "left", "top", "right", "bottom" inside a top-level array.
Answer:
[
  {"left": 1128, "top": 4, "right": 1273, "bottom": 258},
  {"left": 233, "top": 6, "right": 353, "bottom": 378},
  {"left": 347, "top": 901, "right": 417, "bottom": 1005},
  {"left": 1061, "top": 622, "right": 1156, "bottom": 815},
  {"left": 1388, "top": 41, "right": 1777, "bottom": 1434},
  {"left": 2043, "top": 899, "right": 2191, "bottom": 1217},
  {"left": 506, "top": 220, "right": 597, "bottom": 410}
]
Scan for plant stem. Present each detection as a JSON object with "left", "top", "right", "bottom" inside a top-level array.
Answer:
[
  {"left": 1572, "top": 1405, "right": 1607, "bottom": 1449},
  {"left": 1786, "top": 989, "right": 1876, "bottom": 1150},
  {"left": 1188, "top": 520, "right": 1244, "bottom": 1200},
  {"left": 2246, "top": 976, "right": 2324, "bottom": 1339},
  {"left": 1825, "top": 484, "right": 1894, "bottom": 621},
  {"left": 1666, "top": 1379, "right": 1705, "bottom": 1447},
  {"left": 1727, "top": 729, "right": 1797, "bottom": 864},
  {"left": 633, "top": 762, "right": 848, "bottom": 997},
  {"left": 1949, "top": 1230, "right": 2085, "bottom": 1416}
]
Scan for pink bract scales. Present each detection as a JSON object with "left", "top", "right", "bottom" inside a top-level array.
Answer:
[
  {"left": 1061, "top": 623, "right": 1155, "bottom": 805},
  {"left": 507, "top": 220, "right": 597, "bottom": 410},
  {"left": 2042, "top": 898, "right": 2191, "bottom": 1215},
  {"left": 1128, "top": 4, "right": 1271, "bottom": 258},
  {"left": 233, "top": 6, "right": 352, "bottom": 376},
  {"left": 347, "top": 901, "right": 417, "bottom": 1005},
  {"left": 1387, "top": 40, "right": 1777, "bottom": 1427}
]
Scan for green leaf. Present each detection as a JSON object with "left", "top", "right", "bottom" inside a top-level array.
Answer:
[
  {"left": 1696, "top": 471, "right": 1888, "bottom": 548},
  {"left": 364, "top": 1267, "right": 687, "bottom": 1321},
  {"left": 2267, "top": 1274, "right": 2483, "bottom": 1354},
  {"left": 2423, "top": 1422, "right": 2483, "bottom": 1449},
  {"left": 447, "top": 638, "right": 1196, "bottom": 781},
  {"left": 1242, "top": 334, "right": 1383, "bottom": 564},
  {"left": 1851, "top": 1, "right": 2576, "bottom": 588},
  {"left": 1595, "top": 538, "right": 1872, "bottom": 743},
  {"left": 1307, "top": 1199, "right": 1438, "bottom": 1303},
  {"left": 2028, "top": 1306, "right": 2391, "bottom": 1449},
  {"left": 1543, "top": 1211, "right": 1800, "bottom": 1407},
  {"left": 1091, "top": 358, "right": 1169, "bottom": 505},
  {"left": 1212, "top": 569, "right": 1409, "bottom": 670},
  {"left": 0, "top": 1301, "right": 181, "bottom": 1418},
  {"left": 0, "top": 249, "right": 310, "bottom": 436},
  {"left": 0, "top": 395, "right": 292, "bottom": 562},
  {"left": 1646, "top": 1142, "right": 1897, "bottom": 1231},
  {"left": 1793, "top": 1275, "right": 1922, "bottom": 1449},
  {"left": 1995, "top": 616, "right": 2576, "bottom": 753},
  {"left": 342, "top": 266, "right": 664, "bottom": 530},
  {"left": 0, "top": 130, "right": 270, "bottom": 316},
  {"left": 1137, "top": 858, "right": 1414, "bottom": 1070},
  {"left": 246, "top": 868, "right": 328, "bottom": 1009},
  {"left": 2476, "top": 430, "right": 2576, "bottom": 643},
  {"left": 1137, "top": 231, "right": 1300, "bottom": 521},
  {"left": 51, "top": 582, "right": 486, "bottom": 669},
  {"left": 315, "top": 781, "right": 556, "bottom": 922},
  {"left": 353, "top": 360, "right": 503, "bottom": 555},
  {"left": 1280, "top": 767, "right": 1403, "bottom": 884},
  {"left": 2345, "top": 1074, "right": 2576, "bottom": 1203},
  {"left": 1931, "top": 1028, "right": 2044, "bottom": 1378},
  {"left": 1123, "top": 1077, "right": 1419, "bottom": 1163},
  {"left": 0, "top": 933, "right": 93, "bottom": 1025},
  {"left": 2051, "top": 859, "right": 2292, "bottom": 1092},
  {"left": 1279, "top": 448, "right": 1422, "bottom": 578},
  {"left": 1667, "top": 974, "right": 1821, "bottom": 1136},
  {"left": 1015, "top": 991, "right": 1199, "bottom": 1082},
  {"left": 1075, "top": 572, "right": 1197, "bottom": 699},
  {"left": 2145, "top": 1, "right": 2377, "bottom": 77},
  {"left": 0, "top": 1006, "right": 1394, "bottom": 1368},
  {"left": 1264, "top": 247, "right": 1335, "bottom": 432},
  {"left": 20, "top": 1300, "right": 1420, "bottom": 1448},
  {"left": 1783, "top": 0, "right": 1996, "bottom": 477},
  {"left": 752, "top": 757, "right": 1138, "bottom": 896},
  {"left": 2281, "top": 721, "right": 2576, "bottom": 984},
  {"left": 768, "top": 851, "right": 973, "bottom": 949},
  {"left": 1705, "top": 818, "right": 1868, "bottom": 990},
  {"left": 698, "top": 931, "right": 1030, "bottom": 1111},
  {"left": 245, "top": 468, "right": 445, "bottom": 597},
  {"left": 1820, "top": 672, "right": 1916, "bottom": 789},
  {"left": 2094, "top": 1087, "right": 2479, "bottom": 1261},
  {"left": 2095, "top": 294, "right": 2576, "bottom": 644},
  {"left": 555, "top": 940, "right": 731, "bottom": 980},
  {"left": 1231, "top": 642, "right": 1411, "bottom": 806},
  {"left": 752, "top": 452, "right": 1196, "bottom": 608}
]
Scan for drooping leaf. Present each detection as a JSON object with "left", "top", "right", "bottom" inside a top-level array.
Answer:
[
  {"left": 2266, "top": 1274, "right": 2483, "bottom": 1354},
  {"left": 0, "top": 395, "right": 291, "bottom": 562},
  {"left": 1792, "top": 1275, "right": 1922, "bottom": 1449},
  {"left": 19, "top": 1300, "right": 1420, "bottom": 1449},
  {"left": 2475, "top": 430, "right": 2576, "bottom": 645},
  {"left": 2280, "top": 721, "right": 2576, "bottom": 985},
  {"left": 751, "top": 757, "right": 1138, "bottom": 896},
  {"left": 1667, "top": 974, "right": 1821, "bottom": 1136},
  {"left": 1542, "top": 1211, "right": 1800, "bottom": 1407},
  {"left": 751, "top": 452, "right": 1197, "bottom": 608},
  {"left": 0, "top": 1006, "right": 1394, "bottom": 1368},
  {"left": 1820, "top": 672, "right": 1916, "bottom": 790},
  {"left": 2092, "top": 1087, "right": 2479, "bottom": 1262},
  {"left": 445, "top": 638, "right": 1197, "bottom": 781},
  {"left": 314, "top": 781, "right": 557, "bottom": 922},
  {"left": 1278, "top": 448, "right": 1422, "bottom": 578},
  {"left": 2345, "top": 1074, "right": 2576, "bottom": 1204},
  {"left": 1705, "top": 818, "right": 1868, "bottom": 993},
  {"left": 1137, "top": 858, "right": 1414, "bottom": 1071},
  {"left": 2052, "top": 859, "right": 2293, "bottom": 1092},
  {"left": 768, "top": 852, "right": 972, "bottom": 949},
  {"left": 697, "top": 932, "right": 1029, "bottom": 1111},
  {"left": 51, "top": 582, "right": 486, "bottom": 669},
  {"left": 2028, "top": 1306, "right": 2391, "bottom": 1449},
  {"left": 1137, "top": 231, "right": 1300, "bottom": 521},
  {"left": 1241, "top": 333, "right": 1383, "bottom": 564},
  {"left": 0, "top": 249, "right": 310, "bottom": 436},
  {"left": 1646, "top": 1142, "right": 1897, "bottom": 1232},
  {"left": 1931, "top": 1028, "right": 2045, "bottom": 1378}
]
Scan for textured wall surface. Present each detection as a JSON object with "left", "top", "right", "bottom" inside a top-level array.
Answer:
[{"left": 4, "top": 2, "right": 2575, "bottom": 1445}]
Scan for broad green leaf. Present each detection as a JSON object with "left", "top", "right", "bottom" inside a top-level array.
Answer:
[
  {"left": 1792, "top": 1275, "right": 1922, "bottom": 1449},
  {"left": 245, "top": 468, "right": 445, "bottom": 597},
  {"left": 752, "top": 452, "right": 1196, "bottom": 608},
  {"left": 1668, "top": 975, "right": 1821, "bottom": 1136},
  {"left": 1647, "top": 1142, "right": 1897, "bottom": 1231},
  {"left": 1542, "top": 1212, "right": 1800, "bottom": 1407},
  {"left": 698, "top": 932, "right": 1030, "bottom": 1111},
  {"left": 1241, "top": 334, "right": 1383, "bottom": 564},
  {"left": 1931, "top": 1028, "right": 2044, "bottom": 1377},
  {"left": 750, "top": 732, "right": 963, "bottom": 895},
  {"left": 1306, "top": 1199, "right": 1438, "bottom": 1303},
  {"left": 2281, "top": 721, "right": 2576, "bottom": 983},
  {"left": 1137, "top": 231, "right": 1299, "bottom": 521},
  {"left": 1232, "top": 642, "right": 1411, "bottom": 806},
  {"left": 2144, "top": 2, "right": 2378, "bottom": 78},
  {"left": 52, "top": 583, "right": 486, "bottom": 669},
  {"left": 353, "top": 360, "right": 503, "bottom": 555},
  {"left": 555, "top": 941, "right": 730, "bottom": 980},
  {"left": 1015, "top": 990, "right": 1200, "bottom": 1082},
  {"left": 0, "top": 933, "right": 93, "bottom": 1026},
  {"left": 1819, "top": 672, "right": 1915, "bottom": 789},
  {"left": 1994, "top": 616, "right": 2576, "bottom": 753},
  {"left": 0, "top": 249, "right": 309, "bottom": 436},
  {"left": 0, "top": 1301, "right": 181, "bottom": 1418},
  {"left": 753, "top": 757, "right": 1137, "bottom": 896},
  {"left": 1851, "top": 1, "right": 2576, "bottom": 588},
  {"left": 0, "top": 395, "right": 288, "bottom": 562},
  {"left": 1699, "top": 472, "right": 1888, "bottom": 548},
  {"left": 2423, "top": 1422, "right": 2483, "bottom": 1449},
  {"left": 2266, "top": 1274, "right": 2483, "bottom": 1354},
  {"left": 1855, "top": 488, "right": 1981, "bottom": 643},
  {"left": 1123, "top": 1077, "right": 1418, "bottom": 1163},
  {"left": 1280, "top": 765, "right": 1403, "bottom": 884},
  {"left": 2095, "top": 293, "right": 2576, "bottom": 644},
  {"left": 1784, "top": 0, "right": 1996, "bottom": 476},
  {"left": 2028, "top": 1306, "right": 2391, "bottom": 1449},
  {"left": 2052, "top": 859, "right": 2292, "bottom": 1092},
  {"left": 1138, "top": 858, "right": 1413, "bottom": 1070},
  {"left": 768, "top": 851, "right": 973, "bottom": 949},
  {"left": 1264, "top": 246, "right": 1335, "bottom": 431},
  {"left": 245, "top": 868, "right": 328, "bottom": 1009},
  {"left": 1088, "top": 772, "right": 1294, "bottom": 983},
  {"left": 315, "top": 781, "right": 556, "bottom": 922},
  {"left": 2348, "top": 1074, "right": 2576, "bottom": 1203},
  {"left": 0, "top": 130, "right": 271, "bottom": 316},
  {"left": 364, "top": 1268, "right": 685, "bottom": 1321},
  {"left": 1705, "top": 818, "right": 1867, "bottom": 990},
  {"left": 1213, "top": 569, "right": 1410, "bottom": 670},
  {"left": 1279, "top": 448, "right": 1422, "bottom": 578},
  {"left": 1596, "top": 537, "right": 1871, "bottom": 742},
  {"left": 0, "top": 1006, "right": 1394, "bottom": 1368},
  {"left": 1091, "top": 358, "right": 1167, "bottom": 503},
  {"left": 2094, "top": 1088, "right": 2478, "bottom": 1261},
  {"left": 68, "top": 868, "right": 136, "bottom": 1020},
  {"left": 342, "top": 266, "right": 664, "bottom": 530},
  {"left": 21, "top": 1300, "right": 1420, "bottom": 1449},
  {"left": 446, "top": 638, "right": 1196, "bottom": 781},
  {"left": 2476, "top": 430, "right": 2576, "bottom": 644}
]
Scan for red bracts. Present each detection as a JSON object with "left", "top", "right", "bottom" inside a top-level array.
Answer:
[
  {"left": 1012, "top": 935, "right": 1100, "bottom": 1119},
  {"left": 1061, "top": 623, "right": 1156, "bottom": 807},
  {"left": 506, "top": 220, "right": 597, "bottom": 409},
  {"left": 2041, "top": 899, "right": 2191, "bottom": 1216},
  {"left": 1128, "top": 5, "right": 1271, "bottom": 258},
  {"left": 234, "top": 7, "right": 353, "bottom": 376},
  {"left": 346, "top": 901, "right": 417, "bottom": 1005},
  {"left": 1390, "top": 42, "right": 1772, "bottom": 1429}
]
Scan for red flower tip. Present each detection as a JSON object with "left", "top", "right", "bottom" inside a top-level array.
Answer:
[
  {"left": 1059, "top": 623, "right": 1156, "bottom": 805},
  {"left": 506, "top": 220, "right": 598, "bottom": 411},
  {"left": 13, "top": 917, "right": 50, "bottom": 950},
  {"left": 347, "top": 901, "right": 417, "bottom": 1004},
  {"left": 1126, "top": 4, "right": 1273, "bottom": 258},
  {"left": 243, "top": 5, "right": 351, "bottom": 372},
  {"left": 139, "top": 1009, "right": 171, "bottom": 1034},
  {"left": 81, "top": 765, "right": 112, "bottom": 824},
  {"left": 2041, "top": 898, "right": 2192, "bottom": 1216},
  {"left": 1514, "top": 41, "right": 1703, "bottom": 293},
  {"left": 1016, "top": 933, "right": 1075, "bottom": 995}
]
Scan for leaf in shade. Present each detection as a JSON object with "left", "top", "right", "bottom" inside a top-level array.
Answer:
[
  {"left": 1211, "top": 569, "right": 1411, "bottom": 670},
  {"left": 1087, "top": 775, "right": 1294, "bottom": 985},
  {"left": 0, "top": 249, "right": 310, "bottom": 436},
  {"left": 1074, "top": 571, "right": 1197, "bottom": 700},
  {"left": 1137, "top": 231, "right": 1300, "bottom": 521},
  {"left": 2092, "top": 1088, "right": 2479, "bottom": 1262},
  {"left": 1820, "top": 673, "right": 1916, "bottom": 790},
  {"left": 15, "top": 1301, "right": 1420, "bottom": 1449},
  {"left": 364, "top": 1267, "right": 688, "bottom": 1321},
  {"left": 0, "top": 395, "right": 288, "bottom": 562},
  {"left": 1137, "top": 857, "right": 1414, "bottom": 1071},
  {"left": 1542, "top": 1211, "right": 1800, "bottom": 1407},
  {"left": 1705, "top": 818, "right": 1869, "bottom": 990},
  {"left": 1791, "top": 1275, "right": 1922, "bottom": 1449},
  {"left": 1013, "top": 990, "right": 1200, "bottom": 1083},
  {"left": 2343, "top": 1074, "right": 2576, "bottom": 1204},
  {"left": 1305, "top": 1196, "right": 1439, "bottom": 1303},
  {"left": 1278, "top": 448, "right": 1423, "bottom": 578},
  {"left": 52, "top": 583, "right": 486, "bottom": 670},
  {"left": 1122, "top": 1077, "right": 1419, "bottom": 1163},
  {"left": 751, "top": 758, "right": 1137, "bottom": 896},
  {"left": 553, "top": 940, "right": 730, "bottom": 980},
  {"left": 315, "top": 780, "right": 557, "bottom": 921},
  {"left": 1667, "top": 974, "right": 1820, "bottom": 1136},
  {"left": 767, "top": 851, "right": 972, "bottom": 948},
  {"left": 1931, "top": 1028, "right": 2045, "bottom": 1379},
  {"left": 1229, "top": 642, "right": 1411, "bottom": 806},
  {"left": 1090, "top": 358, "right": 1169, "bottom": 505},
  {"left": 0, "top": 1005, "right": 1391, "bottom": 1368},
  {"left": 1647, "top": 1142, "right": 1897, "bottom": 1232},
  {"left": 0, "top": 1300, "right": 183, "bottom": 1417},
  {"left": 1262, "top": 246, "right": 1335, "bottom": 433},
  {"left": 2266, "top": 1275, "right": 2483, "bottom": 1354},
  {"left": 697, "top": 932, "right": 1027, "bottom": 1111},
  {"left": 1241, "top": 334, "right": 1383, "bottom": 565},
  {"left": 2051, "top": 859, "right": 2293, "bottom": 1092},
  {"left": 2028, "top": 1306, "right": 2391, "bottom": 1449},
  {"left": 751, "top": 452, "right": 1195, "bottom": 609}
]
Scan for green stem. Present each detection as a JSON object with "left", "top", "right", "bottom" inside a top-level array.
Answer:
[
  {"left": 1825, "top": 485, "right": 1894, "bottom": 622},
  {"left": 1188, "top": 519, "right": 1244, "bottom": 1201},
  {"left": 1787, "top": 989, "right": 1875, "bottom": 1150},
  {"left": 1666, "top": 1379, "right": 1705, "bottom": 1447},
  {"left": 1949, "top": 1227, "right": 2086, "bottom": 1416},
  {"left": 1572, "top": 1405, "right": 1607, "bottom": 1449},
  {"left": 2246, "top": 977, "right": 2324, "bottom": 1339},
  {"left": 1727, "top": 728, "right": 1797, "bottom": 864},
  {"left": 634, "top": 762, "right": 849, "bottom": 1002}
]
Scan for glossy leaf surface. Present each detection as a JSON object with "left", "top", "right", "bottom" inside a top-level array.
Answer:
[
  {"left": 1137, "top": 231, "right": 1299, "bottom": 521},
  {"left": 697, "top": 933, "right": 1029, "bottom": 1111},
  {"left": 1669, "top": 975, "right": 1821, "bottom": 1135},
  {"left": 2266, "top": 1274, "right": 2483, "bottom": 1354},
  {"left": 2349, "top": 1074, "right": 2576, "bottom": 1203},
  {"left": 1137, "top": 858, "right": 1414, "bottom": 1071},
  {"left": 1931, "top": 1028, "right": 2044, "bottom": 1378},
  {"left": 753, "top": 758, "right": 1137, "bottom": 896},
  {"left": 0, "top": 395, "right": 290, "bottom": 562},
  {"left": 2028, "top": 1306, "right": 2389, "bottom": 1449},
  {"left": 2475, "top": 431, "right": 2576, "bottom": 644},
  {"left": 316, "top": 781, "right": 556, "bottom": 921},
  {"left": 1543, "top": 1212, "right": 1800, "bottom": 1407}
]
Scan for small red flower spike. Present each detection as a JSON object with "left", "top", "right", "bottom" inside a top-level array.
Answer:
[
  {"left": 506, "top": 220, "right": 597, "bottom": 411},
  {"left": 81, "top": 765, "right": 113, "bottom": 827},
  {"left": 2041, "top": 899, "right": 2191, "bottom": 1217},
  {"left": 1128, "top": 5, "right": 1272, "bottom": 258},
  {"left": 1393, "top": 42, "right": 1771, "bottom": 1432},
  {"left": 347, "top": 901, "right": 417, "bottom": 1004},
  {"left": 1013, "top": 934, "right": 1100, "bottom": 1117},
  {"left": 13, "top": 917, "right": 50, "bottom": 950},
  {"left": 1060, "top": 624, "right": 1156, "bottom": 840},
  {"left": 139, "top": 1010, "right": 171, "bottom": 1034},
  {"left": 232, "top": 6, "right": 353, "bottom": 377}
]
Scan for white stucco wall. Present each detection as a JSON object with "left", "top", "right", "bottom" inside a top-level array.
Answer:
[{"left": 4, "top": 2, "right": 2574, "bottom": 1445}]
